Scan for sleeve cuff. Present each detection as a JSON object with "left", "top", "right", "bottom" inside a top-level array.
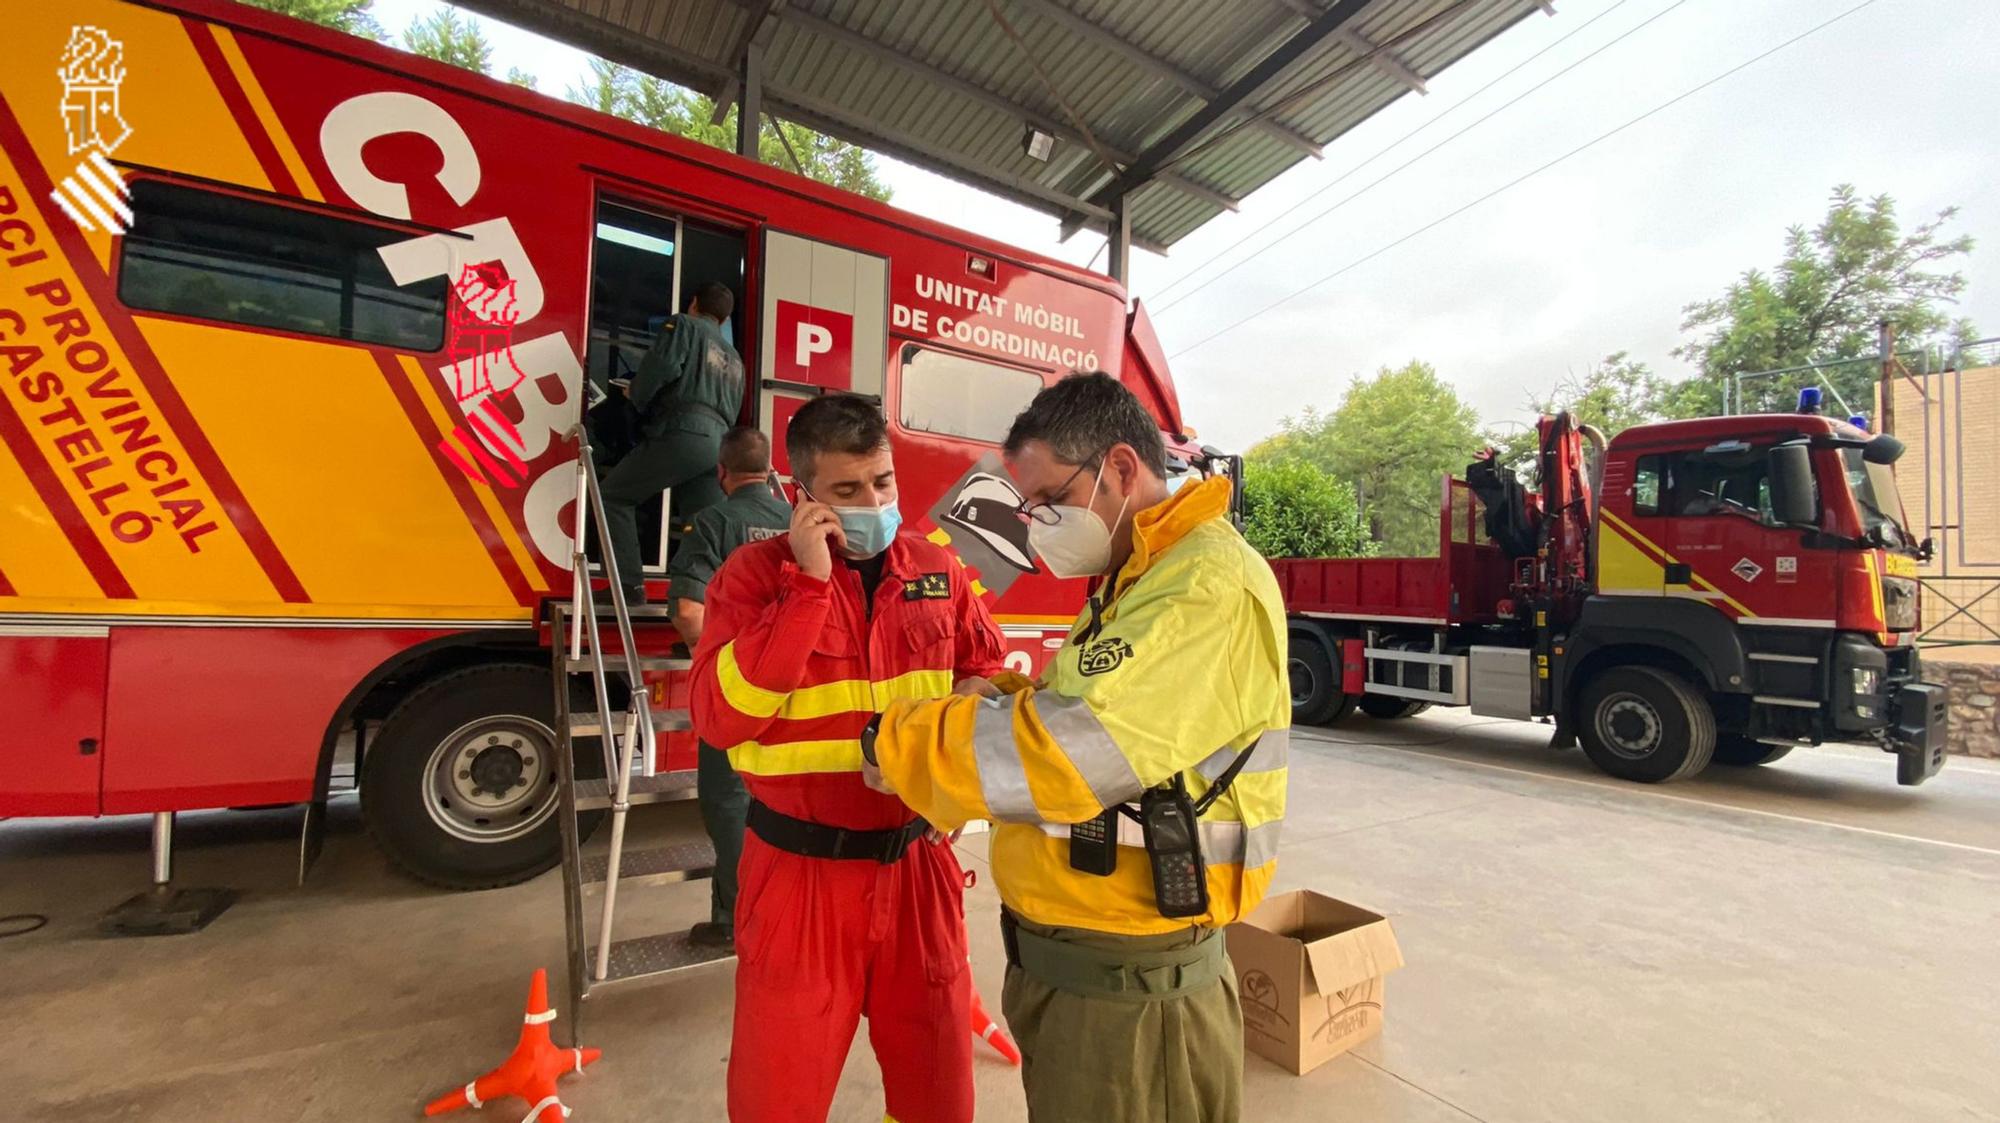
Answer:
[{"left": 669, "top": 578, "right": 708, "bottom": 604}]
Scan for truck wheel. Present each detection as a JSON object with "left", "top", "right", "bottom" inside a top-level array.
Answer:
[
  {"left": 1359, "top": 695, "right": 1430, "bottom": 720},
  {"left": 1714, "top": 736, "right": 1792, "bottom": 767},
  {"left": 362, "top": 664, "right": 602, "bottom": 889},
  {"left": 1577, "top": 666, "right": 1716, "bottom": 783},
  {"left": 1289, "top": 636, "right": 1354, "bottom": 725}
]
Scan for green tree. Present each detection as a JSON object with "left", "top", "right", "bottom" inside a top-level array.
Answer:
[
  {"left": 1672, "top": 185, "right": 1975, "bottom": 416},
  {"left": 506, "top": 67, "right": 538, "bottom": 90},
  {"left": 1239, "top": 461, "right": 1373, "bottom": 559},
  {"left": 1489, "top": 352, "right": 1671, "bottom": 474},
  {"left": 567, "top": 59, "right": 891, "bottom": 202},
  {"left": 234, "top": 0, "right": 387, "bottom": 41},
  {"left": 1251, "top": 360, "right": 1481, "bottom": 556},
  {"left": 403, "top": 8, "right": 493, "bottom": 75}
]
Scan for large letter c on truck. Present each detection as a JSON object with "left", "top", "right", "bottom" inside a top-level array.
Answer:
[{"left": 319, "top": 92, "right": 481, "bottom": 221}]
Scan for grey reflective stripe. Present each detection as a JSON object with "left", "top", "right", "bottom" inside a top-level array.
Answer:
[
  {"left": 1239, "top": 819, "right": 1283, "bottom": 867},
  {"left": 971, "top": 697, "right": 1038, "bottom": 822},
  {"left": 1032, "top": 692, "right": 1145, "bottom": 809},
  {"left": 1037, "top": 816, "right": 1284, "bottom": 867},
  {"left": 1193, "top": 728, "right": 1289, "bottom": 781}
]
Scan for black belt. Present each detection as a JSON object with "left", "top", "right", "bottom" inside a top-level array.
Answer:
[{"left": 747, "top": 801, "right": 930, "bottom": 864}]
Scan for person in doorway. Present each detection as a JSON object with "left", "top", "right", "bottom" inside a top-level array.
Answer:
[
  {"left": 689, "top": 394, "right": 1003, "bottom": 1123},
  {"left": 666, "top": 426, "right": 792, "bottom": 952},
  {"left": 866, "top": 371, "right": 1290, "bottom": 1122},
  {"left": 602, "top": 280, "right": 744, "bottom": 604}
]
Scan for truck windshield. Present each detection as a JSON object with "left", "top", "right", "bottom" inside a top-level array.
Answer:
[{"left": 1841, "top": 448, "right": 1910, "bottom": 548}]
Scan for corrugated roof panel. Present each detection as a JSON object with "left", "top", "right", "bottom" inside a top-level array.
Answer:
[{"left": 457, "top": 0, "right": 1546, "bottom": 248}]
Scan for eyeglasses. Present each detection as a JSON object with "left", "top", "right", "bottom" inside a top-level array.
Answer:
[{"left": 1015, "top": 458, "right": 1100, "bottom": 526}]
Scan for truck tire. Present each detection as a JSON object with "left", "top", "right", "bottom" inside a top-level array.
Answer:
[
  {"left": 1714, "top": 736, "right": 1793, "bottom": 767},
  {"left": 362, "top": 664, "right": 602, "bottom": 889},
  {"left": 1577, "top": 665, "right": 1716, "bottom": 783},
  {"left": 1359, "top": 694, "right": 1430, "bottom": 720},
  {"left": 1288, "top": 635, "right": 1354, "bottom": 725}
]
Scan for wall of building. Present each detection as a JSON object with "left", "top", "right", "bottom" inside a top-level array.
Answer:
[{"left": 1885, "top": 363, "right": 2000, "bottom": 644}]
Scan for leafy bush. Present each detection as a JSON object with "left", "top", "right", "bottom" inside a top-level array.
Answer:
[{"left": 1240, "top": 461, "right": 1374, "bottom": 559}]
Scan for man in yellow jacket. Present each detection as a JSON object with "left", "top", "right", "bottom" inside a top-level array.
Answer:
[{"left": 867, "top": 372, "right": 1289, "bottom": 1121}]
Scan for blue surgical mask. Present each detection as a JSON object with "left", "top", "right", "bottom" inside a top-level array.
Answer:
[{"left": 831, "top": 500, "right": 902, "bottom": 559}]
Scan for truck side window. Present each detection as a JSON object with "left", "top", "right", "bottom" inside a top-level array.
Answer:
[
  {"left": 897, "top": 344, "right": 1043, "bottom": 445},
  {"left": 1664, "top": 447, "right": 1785, "bottom": 523},
  {"left": 1632, "top": 456, "right": 1662, "bottom": 516},
  {"left": 118, "top": 179, "right": 447, "bottom": 349}
]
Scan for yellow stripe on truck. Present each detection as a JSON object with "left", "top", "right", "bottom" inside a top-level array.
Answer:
[
  {"left": 135, "top": 320, "right": 516, "bottom": 610},
  {"left": 392, "top": 356, "right": 549, "bottom": 595},
  {"left": 208, "top": 26, "right": 325, "bottom": 202}
]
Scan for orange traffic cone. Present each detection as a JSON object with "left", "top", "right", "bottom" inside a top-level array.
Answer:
[
  {"left": 969, "top": 972, "right": 1020, "bottom": 1066},
  {"left": 425, "top": 969, "right": 601, "bottom": 1121}
]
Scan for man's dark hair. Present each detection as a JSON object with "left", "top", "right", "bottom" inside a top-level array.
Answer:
[
  {"left": 1004, "top": 371, "right": 1166, "bottom": 476},
  {"left": 786, "top": 394, "right": 889, "bottom": 485},
  {"left": 692, "top": 281, "right": 735, "bottom": 322},
  {"left": 719, "top": 426, "right": 770, "bottom": 476}
]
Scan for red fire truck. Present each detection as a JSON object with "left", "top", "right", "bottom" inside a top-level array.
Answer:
[
  {"left": 0, "top": 0, "right": 1204, "bottom": 888},
  {"left": 1275, "top": 410, "right": 1949, "bottom": 785}
]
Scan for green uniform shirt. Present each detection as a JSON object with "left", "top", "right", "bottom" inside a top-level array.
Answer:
[
  {"left": 629, "top": 312, "right": 745, "bottom": 438},
  {"left": 667, "top": 481, "right": 792, "bottom": 604}
]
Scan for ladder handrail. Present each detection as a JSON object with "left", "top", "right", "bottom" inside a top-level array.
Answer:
[{"left": 564, "top": 424, "right": 663, "bottom": 982}]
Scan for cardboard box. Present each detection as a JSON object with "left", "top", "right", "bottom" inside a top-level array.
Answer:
[{"left": 1227, "top": 890, "right": 1404, "bottom": 1075}]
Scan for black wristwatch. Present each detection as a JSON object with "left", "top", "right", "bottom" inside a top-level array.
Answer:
[{"left": 860, "top": 715, "right": 882, "bottom": 766}]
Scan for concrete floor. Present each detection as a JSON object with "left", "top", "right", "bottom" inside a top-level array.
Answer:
[{"left": 6, "top": 711, "right": 2000, "bottom": 1121}]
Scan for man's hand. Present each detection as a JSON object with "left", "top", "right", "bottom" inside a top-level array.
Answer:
[
  {"left": 953, "top": 676, "right": 1001, "bottom": 699},
  {"left": 788, "top": 500, "right": 847, "bottom": 580},
  {"left": 861, "top": 758, "right": 895, "bottom": 795}
]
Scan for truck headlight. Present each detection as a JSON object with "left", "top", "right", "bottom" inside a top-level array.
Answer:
[{"left": 1851, "top": 667, "right": 1880, "bottom": 719}]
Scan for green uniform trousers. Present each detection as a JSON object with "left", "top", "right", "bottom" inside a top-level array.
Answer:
[
  {"left": 600, "top": 424, "right": 726, "bottom": 594},
  {"left": 1001, "top": 915, "right": 1244, "bottom": 1123},
  {"left": 696, "top": 740, "right": 748, "bottom": 928}
]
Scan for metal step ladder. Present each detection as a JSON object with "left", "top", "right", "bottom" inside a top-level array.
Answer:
[{"left": 548, "top": 427, "right": 736, "bottom": 1040}]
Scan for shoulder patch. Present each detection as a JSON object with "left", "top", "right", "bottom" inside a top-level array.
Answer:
[
  {"left": 903, "top": 572, "right": 951, "bottom": 600},
  {"left": 745, "top": 526, "right": 785, "bottom": 542}
]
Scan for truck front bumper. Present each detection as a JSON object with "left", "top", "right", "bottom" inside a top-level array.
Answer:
[{"left": 1890, "top": 681, "right": 1948, "bottom": 786}]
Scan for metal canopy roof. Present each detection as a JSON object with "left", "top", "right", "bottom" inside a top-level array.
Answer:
[{"left": 453, "top": 0, "right": 1549, "bottom": 255}]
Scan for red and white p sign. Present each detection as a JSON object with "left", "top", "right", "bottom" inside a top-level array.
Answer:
[{"left": 774, "top": 299, "right": 855, "bottom": 389}]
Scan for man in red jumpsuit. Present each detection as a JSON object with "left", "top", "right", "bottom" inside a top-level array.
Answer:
[{"left": 691, "top": 393, "right": 1004, "bottom": 1123}]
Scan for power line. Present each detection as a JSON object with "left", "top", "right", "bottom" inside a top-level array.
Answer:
[
  {"left": 1152, "top": 0, "right": 1679, "bottom": 311},
  {"left": 1166, "top": 0, "right": 1886, "bottom": 362}
]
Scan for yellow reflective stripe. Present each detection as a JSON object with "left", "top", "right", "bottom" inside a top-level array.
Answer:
[
  {"left": 727, "top": 739, "right": 864, "bottom": 776},
  {"left": 717, "top": 648, "right": 952, "bottom": 722},
  {"left": 716, "top": 643, "right": 791, "bottom": 719}
]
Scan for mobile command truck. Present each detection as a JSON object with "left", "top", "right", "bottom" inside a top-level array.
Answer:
[{"left": 0, "top": 0, "right": 1200, "bottom": 888}]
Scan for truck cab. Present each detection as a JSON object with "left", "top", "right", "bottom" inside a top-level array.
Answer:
[{"left": 1575, "top": 413, "right": 1942, "bottom": 781}]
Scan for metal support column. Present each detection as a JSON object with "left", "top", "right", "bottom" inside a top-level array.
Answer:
[
  {"left": 1107, "top": 192, "right": 1131, "bottom": 285},
  {"left": 736, "top": 40, "right": 763, "bottom": 160}
]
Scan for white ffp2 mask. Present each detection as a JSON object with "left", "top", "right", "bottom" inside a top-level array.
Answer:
[{"left": 1027, "top": 462, "right": 1129, "bottom": 579}]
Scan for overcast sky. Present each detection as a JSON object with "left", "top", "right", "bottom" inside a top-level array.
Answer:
[{"left": 373, "top": 0, "right": 2000, "bottom": 451}]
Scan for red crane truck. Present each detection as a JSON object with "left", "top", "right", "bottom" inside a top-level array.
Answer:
[{"left": 1273, "top": 410, "right": 1949, "bottom": 785}]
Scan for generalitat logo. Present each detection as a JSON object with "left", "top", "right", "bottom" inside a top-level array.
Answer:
[{"left": 52, "top": 25, "right": 134, "bottom": 235}]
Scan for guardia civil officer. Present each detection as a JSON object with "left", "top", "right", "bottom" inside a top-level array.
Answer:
[
  {"left": 666, "top": 426, "right": 791, "bottom": 951},
  {"left": 869, "top": 372, "right": 1290, "bottom": 1121},
  {"left": 603, "top": 280, "right": 743, "bottom": 604}
]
